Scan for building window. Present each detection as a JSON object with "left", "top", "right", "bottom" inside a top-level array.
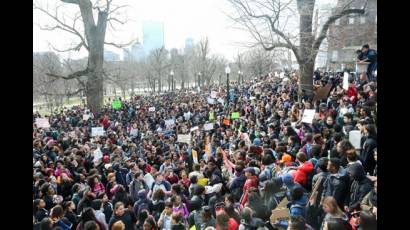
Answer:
[
  {"left": 360, "top": 16, "right": 365, "bottom": 24},
  {"left": 335, "top": 18, "right": 340, "bottom": 25},
  {"left": 332, "top": 50, "right": 338, "bottom": 61},
  {"left": 348, "top": 17, "right": 355, "bottom": 24}
]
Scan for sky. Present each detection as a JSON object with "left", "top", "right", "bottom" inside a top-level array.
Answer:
[{"left": 33, "top": 0, "right": 336, "bottom": 62}]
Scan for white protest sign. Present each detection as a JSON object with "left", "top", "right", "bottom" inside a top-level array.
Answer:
[
  {"left": 280, "top": 72, "right": 285, "bottom": 78},
  {"left": 207, "top": 97, "right": 216, "bottom": 104},
  {"left": 83, "top": 114, "right": 90, "bottom": 121},
  {"left": 130, "top": 128, "right": 138, "bottom": 136},
  {"left": 192, "top": 150, "right": 199, "bottom": 164},
  {"left": 211, "top": 91, "right": 218, "bottom": 98},
  {"left": 190, "top": 126, "right": 199, "bottom": 132},
  {"left": 177, "top": 134, "right": 191, "bottom": 144},
  {"left": 148, "top": 107, "right": 156, "bottom": 112},
  {"left": 204, "top": 123, "right": 214, "bottom": 131},
  {"left": 301, "top": 109, "right": 315, "bottom": 124},
  {"left": 91, "top": 127, "right": 105, "bottom": 137},
  {"left": 343, "top": 72, "right": 349, "bottom": 90},
  {"left": 217, "top": 98, "right": 225, "bottom": 104},
  {"left": 93, "top": 148, "right": 103, "bottom": 164},
  {"left": 35, "top": 118, "right": 50, "bottom": 128},
  {"left": 184, "top": 112, "right": 192, "bottom": 120},
  {"left": 165, "top": 119, "right": 175, "bottom": 127},
  {"left": 349, "top": 130, "right": 362, "bottom": 150}
]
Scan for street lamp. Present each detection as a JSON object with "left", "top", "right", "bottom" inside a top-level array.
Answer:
[
  {"left": 225, "top": 65, "right": 230, "bottom": 103},
  {"left": 198, "top": 72, "right": 201, "bottom": 88},
  {"left": 238, "top": 70, "right": 242, "bottom": 84},
  {"left": 170, "top": 70, "right": 174, "bottom": 91}
]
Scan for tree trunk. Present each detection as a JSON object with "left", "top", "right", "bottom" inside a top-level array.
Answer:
[{"left": 299, "top": 62, "right": 315, "bottom": 97}]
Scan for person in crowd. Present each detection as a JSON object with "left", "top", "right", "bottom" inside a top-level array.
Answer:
[
  {"left": 321, "top": 197, "right": 350, "bottom": 230},
  {"left": 360, "top": 124, "right": 377, "bottom": 175},
  {"left": 361, "top": 179, "right": 377, "bottom": 216},
  {"left": 238, "top": 207, "right": 265, "bottom": 230},
  {"left": 158, "top": 201, "right": 173, "bottom": 230},
  {"left": 77, "top": 207, "right": 106, "bottom": 230},
  {"left": 239, "top": 167, "right": 259, "bottom": 207},
  {"left": 344, "top": 163, "right": 373, "bottom": 213},
  {"left": 108, "top": 202, "right": 137, "bottom": 230},
  {"left": 321, "top": 158, "right": 349, "bottom": 209}
]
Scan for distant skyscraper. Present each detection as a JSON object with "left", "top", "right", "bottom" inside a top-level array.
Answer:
[
  {"left": 104, "top": 50, "right": 120, "bottom": 61},
  {"left": 184, "top": 37, "right": 194, "bottom": 54},
  {"left": 143, "top": 21, "right": 164, "bottom": 56}
]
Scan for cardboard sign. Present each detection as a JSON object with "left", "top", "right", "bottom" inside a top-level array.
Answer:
[
  {"left": 313, "top": 84, "right": 332, "bottom": 102},
  {"left": 301, "top": 109, "right": 315, "bottom": 124},
  {"left": 343, "top": 72, "right": 349, "bottom": 90},
  {"left": 35, "top": 118, "right": 50, "bottom": 128},
  {"left": 192, "top": 149, "right": 199, "bottom": 164},
  {"left": 204, "top": 123, "right": 214, "bottom": 131},
  {"left": 91, "top": 127, "right": 105, "bottom": 137},
  {"left": 211, "top": 91, "right": 218, "bottom": 98},
  {"left": 148, "top": 107, "right": 155, "bottom": 112},
  {"left": 349, "top": 130, "right": 362, "bottom": 150},
  {"left": 231, "top": 112, "right": 240, "bottom": 119},
  {"left": 190, "top": 126, "right": 199, "bottom": 132},
  {"left": 92, "top": 148, "right": 103, "bottom": 164},
  {"left": 217, "top": 98, "right": 225, "bottom": 104},
  {"left": 177, "top": 134, "right": 191, "bottom": 144},
  {"left": 83, "top": 114, "right": 90, "bottom": 121}
]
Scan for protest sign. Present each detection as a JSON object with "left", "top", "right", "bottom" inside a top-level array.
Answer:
[
  {"left": 231, "top": 112, "right": 240, "bottom": 119},
  {"left": 192, "top": 149, "right": 199, "bottom": 164},
  {"left": 313, "top": 84, "right": 332, "bottom": 102},
  {"left": 165, "top": 119, "right": 175, "bottom": 127},
  {"left": 207, "top": 97, "right": 215, "bottom": 104},
  {"left": 211, "top": 91, "right": 218, "bottom": 98},
  {"left": 223, "top": 118, "right": 230, "bottom": 126},
  {"left": 130, "top": 128, "right": 138, "bottom": 136},
  {"left": 217, "top": 98, "right": 225, "bottom": 104},
  {"left": 112, "top": 100, "right": 122, "bottom": 109},
  {"left": 35, "top": 118, "right": 50, "bottom": 128},
  {"left": 301, "top": 109, "right": 315, "bottom": 124},
  {"left": 83, "top": 114, "right": 90, "bottom": 121},
  {"left": 177, "top": 134, "right": 191, "bottom": 144},
  {"left": 184, "top": 112, "right": 192, "bottom": 120},
  {"left": 204, "top": 123, "right": 214, "bottom": 131},
  {"left": 91, "top": 127, "right": 105, "bottom": 137},
  {"left": 148, "top": 107, "right": 155, "bottom": 112},
  {"left": 343, "top": 72, "right": 349, "bottom": 90},
  {"left": 190, "top": 126, "right": 199, "bottom": 132},
  {"left": 349, "top": 130, "right": 362, "bottom": 150},
  {"left": 209, "top": 112, "right": 215, "bottom": 121}
]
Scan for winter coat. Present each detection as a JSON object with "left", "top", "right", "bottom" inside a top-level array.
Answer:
[
  {"left": 288, "top": 193, "right": 308, "bottom": 218},
  {"left": 108, "top": 210, "right": 137, "bottom": 230},
  {"left": 293, "top": 161, "right": 314, "bottom": 187},
  {"left": 129, "top": 179, "right": 149, "bottom": 202},
  {"left": 322, "top": 167, "right": 349, "bottom": 208},
  {"left": 229, "top": 172, "right": 246, "bottom": 201},
  {"left": 361, "top": 189, "right": 377, "bottom": 212},
  {"left": 360, "top": 136, "right": 377, "bottom": 175},
  {"left": 240, "top": 175, "right": 259, "bottom": 207},
  {"left": 345, "top": 164, "right": 373, "bottom": 212}
]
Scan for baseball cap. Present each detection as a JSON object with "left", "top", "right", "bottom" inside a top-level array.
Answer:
[{"left": 280, "top": 154, "right": 292, "bottom": 164}]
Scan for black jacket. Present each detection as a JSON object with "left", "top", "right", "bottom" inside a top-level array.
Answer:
[
  {"left": 108, "top": 210, "right": 137, "bottom": 230},
  {"left": 360, "top": 136, "right": 377, "bottom": 175},
  {"left": 345, "top": 164, "right": 373, "bottom": 212},
  {"left": 322, "top": 167, "right": 349, "bottom": 208}
]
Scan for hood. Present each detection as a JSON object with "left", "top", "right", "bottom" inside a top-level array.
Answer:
[
  {"left": 331, "top": 166, "right": 348, "bottom": 179},
  {"left": 282, "top": 173, "right": 294, "bottom": 187},
  {"left": 298, "top": 161, "right": 314, "bottom": 173},
  {"left": 348, "top": 163, "right": 366, "bottom": 180},
  {"left": 294, "top": 193, "right": 308, "bottom": 206},
  {"left": 137, "top": 190, "right": 147, "bottom": 199}
]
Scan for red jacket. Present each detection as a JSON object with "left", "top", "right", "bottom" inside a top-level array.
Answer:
[
  {"left": 293, "top": 161, "right": 314, "bottom": 187},
  {"left": 240, "top": 175, "right": 259, "bottom": 207},
  {"left": 347, "top": 85, "right": 358, "bottom": 105}
]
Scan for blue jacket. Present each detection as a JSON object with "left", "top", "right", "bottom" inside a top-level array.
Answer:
[{"left": 287, "top": 194, "right": 308, "bottom": 218}]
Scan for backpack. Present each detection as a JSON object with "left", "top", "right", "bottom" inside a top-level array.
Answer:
[{"left": 136, "top": 201, "right": 150, "bottom": 218}]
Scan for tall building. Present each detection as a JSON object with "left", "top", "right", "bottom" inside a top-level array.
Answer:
[
  {"left": 104, "top": 50, "right": 120, "bottom": 61},
  {"left": 142, "top": 21, "right": 164, "bottom": 56},
  {"left": 327, "top": 0, "right": 377, "bottom": 71}
]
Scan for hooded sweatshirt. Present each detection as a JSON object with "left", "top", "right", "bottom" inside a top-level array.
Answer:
[
  {"left": 322, "top": 167, "right": 349, "bottom": 208},
  {"left": 346, "top": 164, "right": 373, "bottom": 212}
]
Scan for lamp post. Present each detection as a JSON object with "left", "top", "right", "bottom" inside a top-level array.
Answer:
[
  {"left": 198, "top": 72, "right": 201, "bottom": 88},
  {"left": 238, "top": 70, "right": 242, "bottom": 84},
  {"left": 225, "top": 66, "right": 230, "bottom": 103},
  {"left": 170, "top": 70, "right": 174, "bottom": 91}
]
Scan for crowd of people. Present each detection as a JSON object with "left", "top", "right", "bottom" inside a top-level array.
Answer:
[{"left": 33, "top": 68, "right": 377, "bottom": 230}]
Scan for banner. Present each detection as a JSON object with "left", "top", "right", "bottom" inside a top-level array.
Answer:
[
  {"left": 35, "top": 118, "right": 50, "bottom": 128},
  {"left": 231, "top": 112, "right": 240, "bottom": 119},
  {"left": 177, "top": 134, "right": 191, "bottom": 144},
  {"left": 301, "top": 109, "right": 315, "bottom": 124},
  {"left": 91, "top": 127, "right": 105, "bottom": 137},
  {"left": 112, "top": 100, "right": 122, "bottom": 109}
]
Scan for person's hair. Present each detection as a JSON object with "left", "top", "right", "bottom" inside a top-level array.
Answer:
[
  {"left": 364, "top": 124, "right": 377, "bottom": 138},
  {"left": 323, "top": 197, "right": 344, "bottom": 216},
  {"left": 171, "top": 183, "right": 182, "bottom": 194},
  {"left": 262, "top": 154, "right": 274, "bottom": 165},
  {"left": 83, "top": 220, "right": 99, "bottom": 230},
  {"left": 310, "top": 144, "right": 322, "bottom": 158},
  {"left": 193, "top": 164, "right": 201, "bottom": 171},
  {"left": 39, "top": 217, "right": 53, "bottom": 230},
  {"left": 290, "top": 187, "right": 304, "bottom": 201},
  {"left": 91, "top": 199, "right": 102, "bottom": 211},
  {"left": 194, "top": 185, "right": 206, "bottom": 196},
  {"left": 225, "top": 194, "right": 235, "bottom": 204},
  {"left": 288, "top": 216, "right": 306, "bottom": 230},
  {"left": 224, "top": 204, "right": 241, "bottom": 224},
  {"left": 359, "top": 210, "right": 377, "bottom": 230},
  {"left": 339, "top": 139, "right": 355, "bottom": 155},
  {"left": 329, "top": 158, "right": 341, "bottom": 171},
  {"left": 296, "top": 152, "right": 307, "bottom": 163},
  {"left": 172, "top": 212, "right": 183, "bottom": 224},
  {"left": 33, "top": 199, "right": 42, "bottom": 215},
  {"left": 134, "top": 171, "right": 142, "bottom": 179},
  {"left": 235, "top": 164, "right": 244, "bottom": 173},
  {"left": 144, "top": 216, "right": 158, "bottom": 230},
  {"left": 317, "top": 157, "right": 329, "bottom": 172},
  {"left": 50, "top": 205, "right": 64, "bottom": 219},
  {"left": 165, "top": 201, "right": 173, "bottom": 208},
  {"left": 362, "top": 44, "right": 369, "bottom": 49},
  {"left": 324, "top": 217, "right": 351, "bottom": 230},
  {"left": 111, "top": 220, "right": 125, "bottom": 230},
  {"left": 343, "top": 113, "right": 353, "bottom": 121},
  {"left": 62, "top": 201, "right": 74, "bottom": 212},
  {"left": 216, "top": 212, "right": 230, "bottom": 230},
  {"left": 152, "top": 188, "right": 165, "bottom": 201},
  {"left": 79, "top": 207, "right": 98, "bottom": 229},
  {"left": 114, "top": 201, "right": 124, "bottom": 210},
  {"left": 333, "top": 133, "right": 343, "bottom": 144},
  {"left": 240, "top": 207, "right": 252, "bottom": 223}
]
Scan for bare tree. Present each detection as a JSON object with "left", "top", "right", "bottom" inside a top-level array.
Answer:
[
  {"left": 146, "top": 47, "right": 170, "bottom": 93},
  {"left": 227, "top": 0, "right": 367, "bottom": 95},
  {"left": 243, "top": 47, "right": 274, "bottom": 78},
  {"left": 34, "top": 0, "right": 132, "bottom": 113}
]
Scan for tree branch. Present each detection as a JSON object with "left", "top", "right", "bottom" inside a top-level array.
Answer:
[
  {"left": 104, "top": 39, "right": 136, "bottom": 49},
  {"left": 312, "top": 7, "right": 366, "bottom": 54},
  {"left": 61, "top": 0, "right": 79, "bottom": 4},
  {"left": 47, "top": 69, "right": 90, "bottom": 80}
]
